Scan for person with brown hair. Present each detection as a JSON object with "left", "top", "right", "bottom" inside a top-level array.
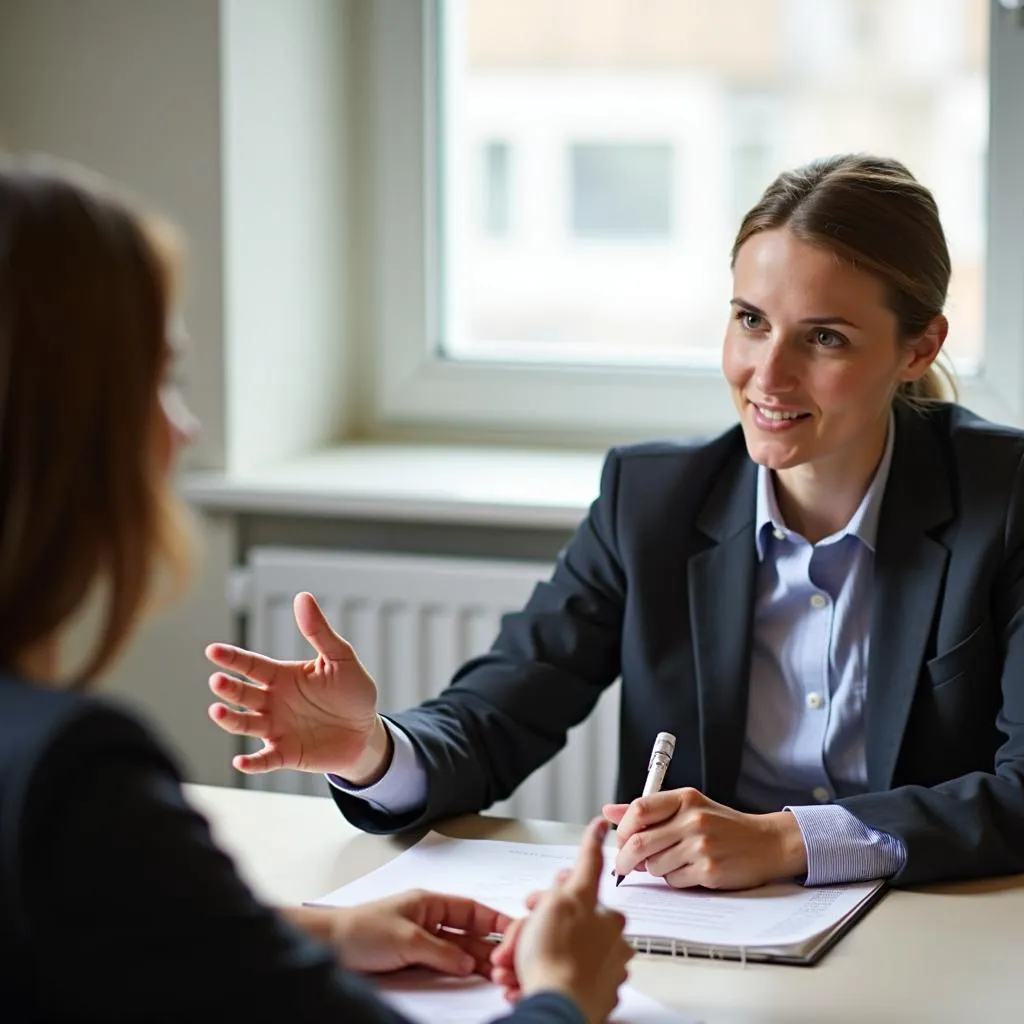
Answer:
[
  {"left": 209, "top": 152, "right": 1024, "bottom": 893},
  {"left": 0, "top": 158, "right": 633, "bottom": 1023}
]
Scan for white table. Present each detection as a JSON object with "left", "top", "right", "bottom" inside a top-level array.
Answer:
[{"left": 185, "top": 783, "right": 1024, "bottom": 1024}]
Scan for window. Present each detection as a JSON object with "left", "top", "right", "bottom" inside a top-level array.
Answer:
[
  {"left": 480, "top": 140, "right": 512, "bottom": 237},
  {"left": 569, "top": 143, "right": 674, "bottom": 240},
  {"left": 368, "top": 1, "right": 1024, "bottom": 439}
]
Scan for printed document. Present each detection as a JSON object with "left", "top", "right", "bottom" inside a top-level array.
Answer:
[{"left": 312, "top": 832, "right": 883, "bottom": 952}]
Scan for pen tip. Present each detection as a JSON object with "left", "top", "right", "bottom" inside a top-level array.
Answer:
[{"left": 615, "top": 875, "right": 624, "bottom": 887}]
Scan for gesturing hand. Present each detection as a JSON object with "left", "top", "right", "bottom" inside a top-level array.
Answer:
[
  {"left": 286, "top": 891, "right": 512, "bottom": 978},
  {"left": 490, "top": 819, "right": 634, "bottom": 1024},
  {"left": 206, "top": 592, "right": 390, "bottom": 783},
  {"left": 603, "top": 788, "right": 808, "bottom": 890}
]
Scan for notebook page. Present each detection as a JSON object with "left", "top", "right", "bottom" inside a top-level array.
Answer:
[
  {"left": 376, "top": 969, "right": 695, "bottom": 1024},
  {"left": 312, "top": 832, "right": 579, "bottom": 918},
  {"left": 311, "top": 832, "right": 880, "bottom": 950},
  {"left": 609, "top": 871, "right": 880, "bottom": 948}
]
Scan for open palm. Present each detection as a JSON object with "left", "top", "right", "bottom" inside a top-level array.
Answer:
[{"left": 206, "top": 592, "right": 381, "bottom": 776}]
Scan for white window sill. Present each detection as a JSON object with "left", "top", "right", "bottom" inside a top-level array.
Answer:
[{"left": 181, "top": 444, "right": 605, "bottom": 530}]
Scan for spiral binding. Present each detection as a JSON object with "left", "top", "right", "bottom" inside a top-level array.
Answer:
[{"left": 628, "top": 934, "right": 749, "bottom": 966}]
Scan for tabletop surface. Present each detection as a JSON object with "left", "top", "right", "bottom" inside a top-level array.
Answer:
[{"left": 184, "top": 783, "right": 1024, "bottom": 1024}]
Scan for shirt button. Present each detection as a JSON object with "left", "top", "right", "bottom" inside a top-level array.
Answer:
[
  {"left": 772, "top": 527, "right": 786, "bottom": 540},
  {"left": 806, "top": 692, "right": 824, "bottom": 710},
  {"left": 812, "top": 786, "right": 832, "bottom": 803},
  {"left": 809, "top": 593, "right": 828, "bottom": 609}
]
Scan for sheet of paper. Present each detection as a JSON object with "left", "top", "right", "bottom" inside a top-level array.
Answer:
[
  {"left": 376, "top": 969, "right": 695, "bottom": 1024},
  {"left": 312, "top": 832, "right": 880, "bottom": 949},
  {"left": 609, "top": 871, "right": 877, "bottom": 948}
]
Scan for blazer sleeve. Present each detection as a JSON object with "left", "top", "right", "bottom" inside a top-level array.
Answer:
[
  {"left": 331, "top": 450, "right": 628, "bottom": 835},
  {"left": 11, "top": 703, "right": 583, "bottom": 1024},
  {"left": 839, "top": 451, "right": 1024, "bottom": 887}
]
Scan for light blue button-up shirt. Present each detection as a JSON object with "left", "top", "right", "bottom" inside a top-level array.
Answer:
[
  {"left": 332, "top": 418, "right": 908, "bottom": 885},
  {"left": 738, "top": 413, "right": 906, "bottom": 883}
]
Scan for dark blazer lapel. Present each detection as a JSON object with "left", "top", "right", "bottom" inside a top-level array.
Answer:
[
  {"left": 866, "top": 404, "right": 953, "bottom": 790},
  {"left": 687, "top": 451, "right": 758, "bottom": 803}
]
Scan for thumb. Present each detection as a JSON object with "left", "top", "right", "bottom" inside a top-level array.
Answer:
[
  {"left": 293, "top": 592, "right": 354, "bottom": 662},
  {"left": 406, "top": 927, "right": 476, "bottom": 976},
  {"left": 602, "top": 802, "right": 629, "bottom": 824},
  {"left": 490, "top": 915, "right": 525, "bottom": 969}
]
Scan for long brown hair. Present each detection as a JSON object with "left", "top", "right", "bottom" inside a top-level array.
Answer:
[
  {"left": 732, "top": 153, "right": 957, "bottom": 406},
  {"left": 0, "top": 157, "right": 190, "bottom": 685}
]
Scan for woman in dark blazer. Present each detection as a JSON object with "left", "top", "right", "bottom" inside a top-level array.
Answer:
[
  {"left": 209, "top": 154, "right": 1024, "bottom": 893},
  {"left": 0, "top": 159, "right": 632, "bottom": 1023}
]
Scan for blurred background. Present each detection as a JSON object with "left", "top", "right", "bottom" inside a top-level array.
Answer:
[
  {"left": 445, "top": 0, "right": 987, "bottom": 369},
  {"left": 0, "top": 1, "right": 1019, "bottom": 808}
]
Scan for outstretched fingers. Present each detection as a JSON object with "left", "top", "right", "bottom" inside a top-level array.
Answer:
[
  {"left": 231, "top": 743, "right": 285, "bottom": 774},
  {"left": 205, "top": 643, "right": 296, "bottom": 685},
  {"left": 208, "top": 672, "right": 268, "bottom": 713},
  {"left": 207, "top": 703, "right": 269, "bottom": 738}
]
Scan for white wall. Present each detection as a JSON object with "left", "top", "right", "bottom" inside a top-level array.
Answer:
[
  {"left": 0, "top": 0, "right": 355, "bottom": 782},
  {"left": 221, "top": 0, "right": 352, "bottom": 470},
  {"left": 0, "top": 0, "right": 227, "bottom": 468}
]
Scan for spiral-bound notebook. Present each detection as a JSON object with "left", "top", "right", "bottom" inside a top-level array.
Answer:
[{"left": 311, "top": 832, "right": 887, "bottom": 967}]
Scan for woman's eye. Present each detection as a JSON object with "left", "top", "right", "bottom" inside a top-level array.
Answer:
[
  {"left": 738, "top": 311, "right": 764, "bottom": 330},
  {"left": 813, "top": 329, "right": 845, "bottom": 349}
]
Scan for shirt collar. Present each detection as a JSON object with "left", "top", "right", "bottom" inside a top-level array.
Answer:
[{"left": 754, "top": 409, "right": 896, "bottom": 560}]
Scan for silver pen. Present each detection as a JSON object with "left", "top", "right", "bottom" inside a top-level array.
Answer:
[{"left": 614, "top": 731, "right": 676, "bottom": 887}]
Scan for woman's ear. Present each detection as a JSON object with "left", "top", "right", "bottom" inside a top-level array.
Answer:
[{"left": 898, "top": 314, "right": 948, "bottom": 382}]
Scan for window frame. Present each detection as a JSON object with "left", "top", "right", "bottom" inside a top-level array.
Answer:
[{"left": 365, "top": 0, "right": 1024, "bottom": 441}]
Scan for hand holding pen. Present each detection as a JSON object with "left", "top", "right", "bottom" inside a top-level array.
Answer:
[
  {"left": 603, "top": 732, "right": 810, "bottom": 890},
  {"left": 607, "top": 732, "right": 676, "bottom": 886}
]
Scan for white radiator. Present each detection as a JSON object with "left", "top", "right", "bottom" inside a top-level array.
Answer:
[{"left": 234, "top": 546, "right": 620, "bottom": 823}]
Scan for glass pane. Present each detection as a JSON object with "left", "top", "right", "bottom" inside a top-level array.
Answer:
[
  {"left": 480, "top": 140, "right": 512, "bottom": 236},
  {"left": 439, "top": 0, "right": 989, "bottom": 370},
  {"left": 570, "top": 143, "right": 674, "bottom": 239}
]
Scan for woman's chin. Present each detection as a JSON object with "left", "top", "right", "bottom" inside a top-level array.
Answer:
[{"left": 742, "top": 434, "right": 807, "bottom": 472}]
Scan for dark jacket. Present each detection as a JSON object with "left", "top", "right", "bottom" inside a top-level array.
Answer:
[
  {"left": 0, "top": 675, "right": 582, "bottom": 1023},
  {"left": 333, "top": 402, "right": 1024, "bottom": 887}
]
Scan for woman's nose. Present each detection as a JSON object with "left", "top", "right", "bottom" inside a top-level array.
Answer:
[
  {"left": 754, "top": 338, "right": 798, "bottom": 394},
  {"left": 174, "top": 412, "right": 201, "bottom": 447},
  {"left": 162, "top": 384, "right": 201, "bottom": 448}
]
